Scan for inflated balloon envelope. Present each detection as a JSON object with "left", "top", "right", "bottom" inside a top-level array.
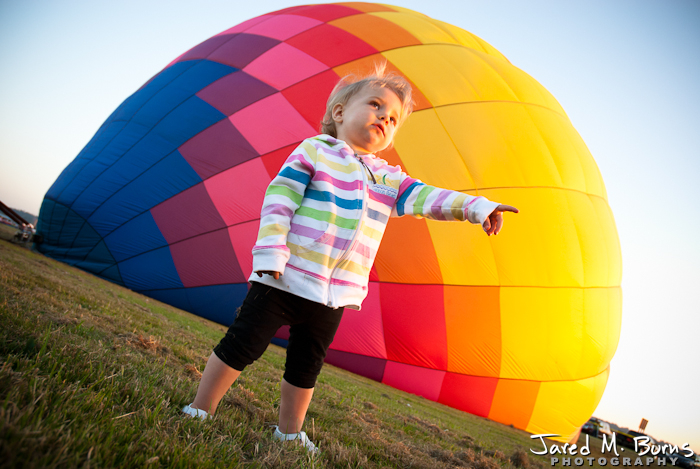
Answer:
[{"left": 37, "top": 2, "right": 622, "bottom": 442}]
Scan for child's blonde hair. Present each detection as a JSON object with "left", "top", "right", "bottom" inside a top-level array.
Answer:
[{"left": 320, "top": 62, "right": 414, "bottom": 138}]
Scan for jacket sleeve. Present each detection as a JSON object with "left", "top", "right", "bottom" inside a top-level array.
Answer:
[
  {"left": 251, "top": 139, "right": 317, "bottom": 274},
  {"left": 391, "top": 172, "right": 500, "bottom": 225}
]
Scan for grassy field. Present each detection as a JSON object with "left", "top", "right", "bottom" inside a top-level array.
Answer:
[
  {"left": 1, "top": 239, "right": 571, "bottom": 468},
  {"left": 0, "top": 224, "right": 22, "bottom": 243}
]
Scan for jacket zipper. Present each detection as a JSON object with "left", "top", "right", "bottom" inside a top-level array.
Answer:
[{"left": 327, "top": 154, "right": 370, "bottom": 307}]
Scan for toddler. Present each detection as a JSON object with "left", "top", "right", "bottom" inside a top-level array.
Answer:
[{"left": 182, "top": 65, "right": 518, "bottom": 453}]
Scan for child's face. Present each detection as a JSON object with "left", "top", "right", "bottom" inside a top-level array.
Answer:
[{"left": 332, "top": 86, "right": 402, "bottom": 154}]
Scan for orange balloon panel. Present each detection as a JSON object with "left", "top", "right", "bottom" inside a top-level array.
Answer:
[
  {"left": 444, "top": 286, "right": 501, "bottom": 376},
  {"left": 488, "top": 379, "right": 541, "bottom": 430},
  {"left": 40, "top": 2, "right": 621, "bottom": 444}
]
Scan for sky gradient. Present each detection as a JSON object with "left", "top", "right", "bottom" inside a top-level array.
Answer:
[{"left": 1, "top": 0, "right": 698, "bottom": 450}]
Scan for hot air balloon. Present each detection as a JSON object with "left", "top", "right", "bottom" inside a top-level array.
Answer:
[{"left": 36, "top": 2, "right": 621, "bottom": 442}]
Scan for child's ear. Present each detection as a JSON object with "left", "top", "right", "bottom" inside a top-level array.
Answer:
[{"left": 332, "top": 103, "right": 343, "bottom": 123}]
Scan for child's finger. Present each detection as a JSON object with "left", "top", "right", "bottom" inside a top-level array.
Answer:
[
  {"left": 483, "top": 218, "right": 491, "bottom": 234},
  {"left": 494, "top": 214, "right": 504, "bottom": 235},
  {"left": 497, "top": 204, "right": 519, "bottom": 213},
  {"left": 487, "top": 217, "right": 496, "bottom": 236}
]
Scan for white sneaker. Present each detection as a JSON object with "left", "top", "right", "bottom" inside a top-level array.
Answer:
[
  {"left": 272, "top": 425, "right": 319, "bottom": 454},
  {"left": 182, "top": 404, "right": 211, "bottom": 420}
]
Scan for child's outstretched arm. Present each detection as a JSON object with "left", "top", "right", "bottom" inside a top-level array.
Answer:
[
  {"left": 392, "top": 174, "right": 518, "bottom": 234},
  {"left": 252, "top": 140, "right": 318, "bottom": 278}
]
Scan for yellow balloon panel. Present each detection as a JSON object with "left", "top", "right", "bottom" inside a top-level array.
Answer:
[
  {"left": 565, "top": 191, "right": 622, "bottom": 287},
  {"left": 386, "top": 45, "right": 545, "bottom": 108},
  {"left": 522, "top": 105, "right": 605, "bottom": 198},
  {"left": 473, "top": 51, "right": 567, "bottom": 116},
  {"left": 477, "top": 188, "right": 585, "bottom": 287},
  {"left": 549, "top": 122, "right": 607, "bottom": 200},
  {"left": 334, "top": 53, "right": 435, "bottom": 111},
  {"left": 581, "top": 287, "right": 622, "bottom": 369},
  {"left": 423, "top": 18, "right": 510, "bottom": 62},
  {"left": 393, "top": 108, "right": 476, "bottom": 191},
  {"left": 476, "top": 187, "right": 619, "bottom": 288},
  {"left": 591, "top": 196, "right": 622, "bottom": 285},
  {"left": 337, "top": 2, "right": 395, "bottom": 13},
  {"left": 422, "top": 191, "right": 620, "bottom": 286},
  {"left": 424, "top": 214, "right": 499, "bottom": 285},
  {"left": 436, "top": 103, "right": 606, "bottom": 198},
  {"left": 527, "top": 368, "right": 610, "bottom": 443},
  {"left": 376, "top": 3, "right": 425, "bottom": 15},
  {"left": 384, "top": 44, "right": 564, "bottom": 113},
  {"left": 438, "top": 103, "right": 566, "bottom": 190},
  {"left": 370, "top": 11, "right": 462, "bottom": 45},
  {"left": 329, "top": 13, "right": 422, "bottom": 52},
  {"left": 499, "top": 287, "right": 621, "bottom": 380},
  {"left": 375, "top": 6, "right": 508, "bottom": 61}
]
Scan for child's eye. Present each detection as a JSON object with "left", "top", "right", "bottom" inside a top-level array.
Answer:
[
  {"left": 390, "top": 117, "right": 397, "bottom": 124},
  {"left": 370, "top": 101, "right": 379, "bottom": 108}
]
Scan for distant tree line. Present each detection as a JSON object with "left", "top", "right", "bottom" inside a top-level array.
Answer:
[{"left": 12, "top": 208, "right": 38, "bottom": 226}]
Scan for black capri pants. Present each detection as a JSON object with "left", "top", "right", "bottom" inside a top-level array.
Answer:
[{"left": 213, "top": 282, "right": 344, "bottom": 389}]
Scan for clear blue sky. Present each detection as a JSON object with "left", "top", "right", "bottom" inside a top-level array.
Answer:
[{"left": 1, "top": 0, "right": 698, "bottom": 450}]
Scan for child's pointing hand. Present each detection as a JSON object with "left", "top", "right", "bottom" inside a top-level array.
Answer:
[
  {"left": 482, "top": 204, "right": 519, "bottom": 236},
  {"left": 256, "top": 271, "right": 281, "bottom": 280}
]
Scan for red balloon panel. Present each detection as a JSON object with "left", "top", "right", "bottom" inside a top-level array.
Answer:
[
  {"left": 438, "top": 372, "right": 498, "bottom": 418},
  {"left": 260, "top": 144, "right": 300, "bottom": 179},
  {"left": 380, "top": 283, "right": 447, "bottom": 369},
  {"left": 179, "top": 118, "right": 258, "bottom": 179},
  {"left": 204, "top": 158, "right": 271, "bottom": 226},
  {"left": 151, "top": 183, "right": 225, "bottom": 244},
  {"left": 281, "top": 69, "right": 341, "bottom": 128},
  {"left": 243, "top": 43, "right": 329, "bottom": 91},
  {"left": 273, "top": 4, "right": 361, "bottom": 22},
  {"left": 217, "top": 15, "right": 271, "bottom": 36},
  {"left": 330, "top": 284, "right": 386, "bottom": 358},
  {"left": 207, "top": 34, "right": 280, "bottom": 70},
  {"left": 382, "top": 361, "right": 446, "bottom": 401},
  {"left": 196, "top": 70, "right": 276, "bottom": 117},
  {"left": 325, "top": 348, "right": 387, "bottom": 382},
  {"left": 177, "top": 34, "right": 233, "bottom": 63},
  {"left": 286, "top": 23, "right": 378, "bottom": 68},
  {"left": 245, "top": 13, "right": 322, "bottom": 41},
  {"left": 170, "top": 229, "right": 246, "bottom": 287},
  {"left": 229, "top": 93, "right": 316, "bottom": 155},
  {"left": 227, "top": 220, "right": 259, "bottom": 278}
]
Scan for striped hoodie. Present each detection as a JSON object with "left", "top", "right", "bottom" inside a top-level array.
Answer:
[{"left": 249, "top": 135, "right": 499, "bottom": 309}]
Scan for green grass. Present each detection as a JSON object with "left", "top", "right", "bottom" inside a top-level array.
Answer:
[{"left": 1, "top": 240, "right": 555, "bottom": 468}]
